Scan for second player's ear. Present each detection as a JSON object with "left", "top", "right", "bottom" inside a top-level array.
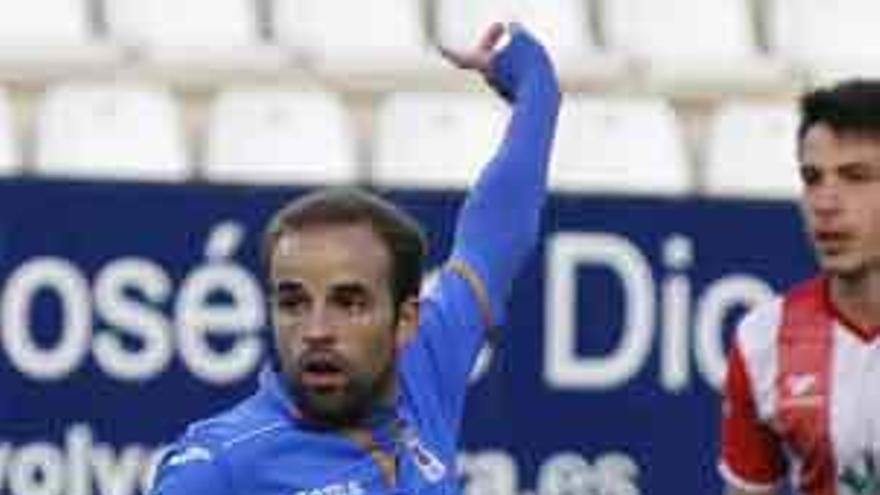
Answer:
[{"left": 394, "top": 296, "right": 420, "bottom": 349}]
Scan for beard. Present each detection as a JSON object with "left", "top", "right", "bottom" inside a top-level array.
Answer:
[{"left": 288, "top": 351, "right": 396, "bottom": 428}]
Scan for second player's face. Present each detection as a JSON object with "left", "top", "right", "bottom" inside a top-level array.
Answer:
[
  {"left": 269, "top": 223, "right": 403, "bottom": 426},
  {"left": 798, "top": 123, "right": 880, "bottom": 278}
]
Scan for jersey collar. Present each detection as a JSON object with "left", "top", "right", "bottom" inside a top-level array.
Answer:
[{"left": 821, "top": 277, "right": 880, "bottom": 343}]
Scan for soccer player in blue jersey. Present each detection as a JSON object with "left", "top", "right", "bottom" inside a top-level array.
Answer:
[{"left": 150, "top": 21, "right": 560, "bottom": 495}]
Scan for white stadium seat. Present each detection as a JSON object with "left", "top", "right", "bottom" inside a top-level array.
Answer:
[
  {"left": 204, "top": 89, "right": 359, "bottom": 186},
  {"left": 0, "top": 0, "right": 91, "bottom": 45},
  {"left": 371, "top": 92, "right": 506, "bottom": 189},
  {"left": 435, "top": 0, "right": 625, "bottom": 84},
  {"left": 551, "top": 97, "right": 692, "bottom": 195},
  {"left": 104, "top": 0, "right": 283, "bottom": 74},
  {"left": 34, "top": 83, "right": 188, "bottom": 181},
  {"left": 767, "top": 0, "right": 880, "bottom": 82},
  {"left": 599, "top": 0, "right": 787, "bottom": 90},
  {"left": 271, "top": 0, "right": 441, "bottom": 80},
  {"left": 0, "top": 87, "right": 20, "bottom": 175},
  {"left": 703, "top": 101, "right": 801, "bottom": 199},
  {"left": 0, "top": 0, "right": 119, "bottom": 74}
]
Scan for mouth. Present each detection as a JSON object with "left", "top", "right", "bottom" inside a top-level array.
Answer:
[
  {"left": 813, "top": 230, "right": 855, "bottom": 257},
  {"left": 298, "top": 353, "right": 348, "bottom": 391},
  {"left": 814, "top": 230, "right": 848, "bottom": 245}
]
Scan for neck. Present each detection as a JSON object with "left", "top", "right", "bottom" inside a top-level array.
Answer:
[{"left": 829, "top": 270, "right": 880, "bottom": 329}]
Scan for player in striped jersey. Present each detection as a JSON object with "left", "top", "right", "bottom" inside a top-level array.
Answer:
[{"left": 719, "top": 81, "right": 880, "bottom": 495}]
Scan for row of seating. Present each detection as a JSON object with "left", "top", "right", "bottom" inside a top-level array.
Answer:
[
  {"left": 0, "top": 84, "right": 802, "bottom": 199},
  {"left": 0, "top": 0, "right": 879, "bottom": 88}
]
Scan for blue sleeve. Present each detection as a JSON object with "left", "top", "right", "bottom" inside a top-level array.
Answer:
[
  {"left": 149, "top": 441, "right": 232, "bottom": 495},
  {"left": 403, "top": 27, "right": 560, "bottom": 432},
  {"left": 450, "top": 26, "right": 561, "bottom": 324},
  {"left": 403, "top": 269, "right": 491, "bottom": 431}
]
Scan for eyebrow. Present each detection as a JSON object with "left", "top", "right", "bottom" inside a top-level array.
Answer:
[
  {"left": 274, "top": 280, "right": 304, "bottom": 294},
  {"left": 837, "top": 160, "right": 880, "bottom": 170},
  {"left": 800, "top": 160, "right": 878, "bottom": 171},
  {"left": 330, "top": 282, "right": 370, "bottom": 294},
  {"left": 273, "top": 280, "right": 371, "bottom": 294}
]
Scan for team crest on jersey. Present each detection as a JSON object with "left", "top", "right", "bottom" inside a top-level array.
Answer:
[
  {"left": 398, "top": 425, "right": 446, "bottom": 483},
  {"left": 840, "top": 452, "right": 880, "bottom": 495}
]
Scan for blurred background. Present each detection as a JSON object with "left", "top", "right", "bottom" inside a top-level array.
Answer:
[{"left": 0, "top": 0, "right": 857, "bottom": 493}]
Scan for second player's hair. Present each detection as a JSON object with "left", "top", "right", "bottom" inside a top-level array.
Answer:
[{"left": 799, "top": 79, "right": 880, "bottom": 141}]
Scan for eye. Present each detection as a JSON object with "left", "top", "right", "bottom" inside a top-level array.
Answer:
[
  {"left": 799, "top": 166, "right": 820, "bottom": 187},
  {"left": 277, "top": 294, "right": 308, "bottom": 314},
  {"left": 273, "top": 283, "right": 310, "bottom": 315},
  {"left": 333, "top": 286, "right": 370, "bottom": 314},
  {"left": 340, "top": 294, "right": 367, "bottom": 312},
  {"left": 839, "top": 164, "right": 875, "bottom": 184}
]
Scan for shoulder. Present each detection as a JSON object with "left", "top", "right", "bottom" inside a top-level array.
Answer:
[
  {"left": 731, "top": 296, "right": 784, "bottom": 389},
  {"left": 735, "top": 276, "right": 827, "bottom": 359},
  {"left": 724, "top": 296, "right": 785, "bottom": 421},
  {"left": 175, "top": 394, "right": 288, "bottom": 461},
  {"left": 730, "top": 278, "right": 826, "bottom": 398},
  {"left": 734, "top": 295, "right": 785, "bottom": 362},
  {"left": 152, "top": 395, "right": 289, "bottom": 494}
]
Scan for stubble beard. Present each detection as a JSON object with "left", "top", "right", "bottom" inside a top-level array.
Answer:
[{"left": 290, "top": 356, "right": 396, "bottom": 428}]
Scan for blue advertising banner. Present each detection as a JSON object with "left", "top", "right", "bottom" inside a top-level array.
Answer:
[{"left": 0, "top": 179, "right": 815, "bottom": 495}]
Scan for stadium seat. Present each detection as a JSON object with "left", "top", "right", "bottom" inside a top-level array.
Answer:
[
  {"left": 271, "top": 0, "right": 442, "bottom": 82},
  {"left": 703, "top": 100, "right": 801, "bottom": 199},
  {"left": 371, "top": 92, "right": 506, "bottom": 189},
  {"left": 767, "top": 0, "right": 880, "bottom": 82},
  {"left": 34, "top": 83, "right": 189, "bottom": 181},
  {"left": 434, "top": 0, "right": 625, "bottom": 84},
  {"left": 104, "top": 0, "right": 284, "bottom": 75},
  {"left": 550, "top": 97, "right": 693, "bottom": 196},
  {"left": 0, "top": 0, "right": 119, "bottom": 75},
  {"left": 0, "top": 87, "right": 20, "bottom": 175},
  {"left": 599, "top": 0, "right": 787, "bottom": 91},
  {"left": 203, "top": 89, "right": 359, "bottom": 186}
]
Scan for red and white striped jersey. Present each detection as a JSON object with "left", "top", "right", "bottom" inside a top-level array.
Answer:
[{"left": 719, "top": 277, "right": 880, "bottom": 495}]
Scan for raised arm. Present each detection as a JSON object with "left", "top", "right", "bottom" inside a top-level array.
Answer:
[{"left": 441, "top": 23, "right": 561, "bottom": 326}]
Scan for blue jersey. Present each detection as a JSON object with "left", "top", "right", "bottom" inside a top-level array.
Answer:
[{"left": 150, "top": 27, "right": 560, "bottom": 495}]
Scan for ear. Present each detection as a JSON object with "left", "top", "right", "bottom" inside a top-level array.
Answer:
[{"left": 394, "top": 296, "right": 420, "bottom": 350}]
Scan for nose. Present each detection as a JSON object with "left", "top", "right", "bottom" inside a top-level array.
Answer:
[
  {"left": 300, "top": 307, "right": 337, "bottom": 346},
  {"left": 807, "top": 182, "right": 842, "bottom": 219}
]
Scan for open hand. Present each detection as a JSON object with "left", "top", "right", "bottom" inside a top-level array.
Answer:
[{"left": 438, "top": 22, "right": 508, "bottom": 77}]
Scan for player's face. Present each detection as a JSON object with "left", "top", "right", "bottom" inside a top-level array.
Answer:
[
  {"left": 798, "top": 123, "right": 880, "bottom": 278},
  {"left": 269, "top": 223, "right": 415, "bottom": 426}
]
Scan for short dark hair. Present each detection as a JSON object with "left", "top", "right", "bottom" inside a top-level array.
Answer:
[
  {"left": 262, "top": 188, "right": 427, "bottom": 307},
  {"left": 798, "top": 79, "right": 880, "bottom": 141}
]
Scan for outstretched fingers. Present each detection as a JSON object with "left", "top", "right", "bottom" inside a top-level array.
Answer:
[
  {"left": 439, "top": 21, "right": 508, "bottom": 75},
  {"left": 478, "top": 22, "right": 506, "bottom": 53}
]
